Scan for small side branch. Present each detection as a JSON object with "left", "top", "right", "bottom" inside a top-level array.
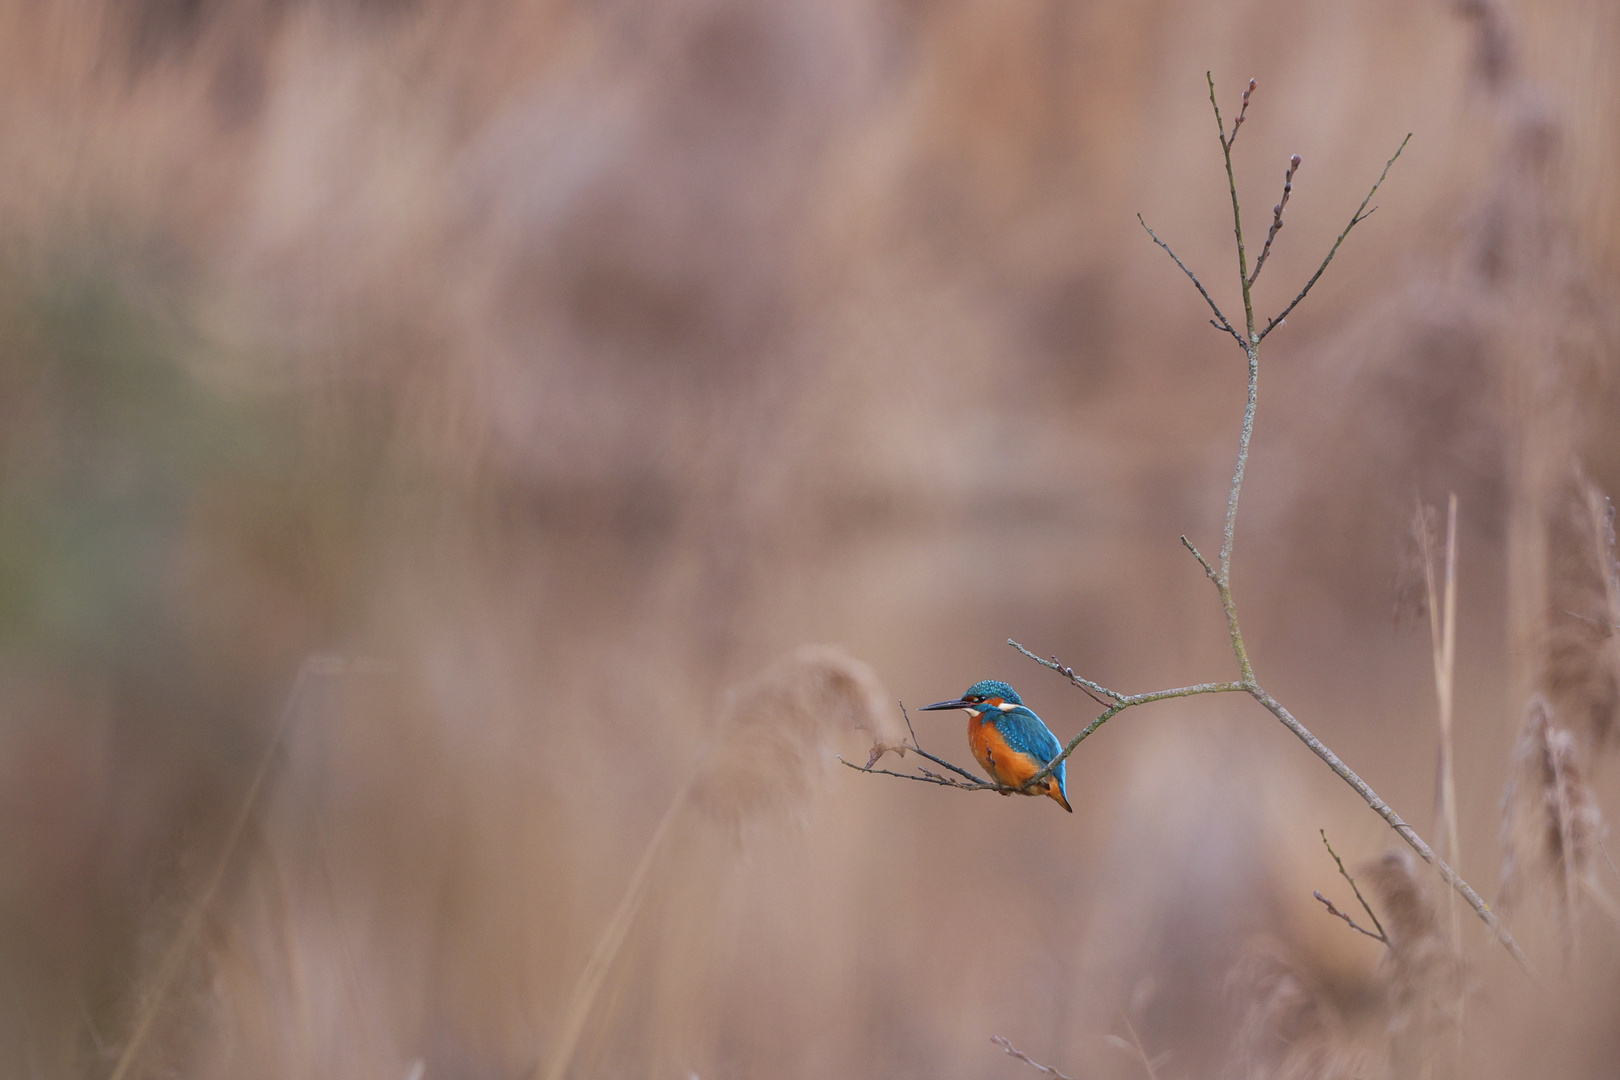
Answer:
[
  {"left": 1247, "top": 154, "right": 1301, "bottom": 288},
  {"left": 991, "top": 1036, "right": 1080, "bottom": 1080},
  {"left": 1257, "top": 133, "right": 1411, "bottom": 342},
  {"left": 1210, "top": 75, "right": 1257, "bottom": 150},
  {"left": 1137, "top": 215, "right": 1245, "bottom": 348},
  {"left": 1181, "top": 535, "right": 1217, "bottom": 581},
  {"left": 1314, "top": 891, "right": 1389, "bottom": 944},
  {"left": 839, "top": 758, "right": 993, "bottom": 791}
]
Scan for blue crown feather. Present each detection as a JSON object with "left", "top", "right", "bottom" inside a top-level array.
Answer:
[{"left": 965, "top": 679, "right": 1021, "bottom": 705}]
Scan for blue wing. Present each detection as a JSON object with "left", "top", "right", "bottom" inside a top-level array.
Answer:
[
  {"left": 995, "top": 707, "right": 1062, "bottom": 765},
  {"left": 995, "top": 707, "right": 1068, "bottom": 800}
]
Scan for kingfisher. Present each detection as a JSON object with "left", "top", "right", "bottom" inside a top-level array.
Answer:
[{"left": 921, "top": 679, "right": 1071, "bottom": 812}]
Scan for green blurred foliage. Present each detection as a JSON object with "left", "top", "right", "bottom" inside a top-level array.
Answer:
[{"left": 0, "top": 275, "right": 269, "bottom": 659}]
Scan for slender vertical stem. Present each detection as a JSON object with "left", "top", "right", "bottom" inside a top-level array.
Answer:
[
  {"left": 1217, "top": 344, "right": 1259, "bottom": 686},
  {"left": 1207, "top": 74, "right": 1260, "bottom": 685}
]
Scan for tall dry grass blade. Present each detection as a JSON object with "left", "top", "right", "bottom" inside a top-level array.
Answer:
[
  {"left": 540, "top": 645, "right": 890, "bottom": 1080},
  {"left": 1417, "top": 494, "right": 1464, "bottom": 1065},
  {"left": 107, "top": 656, "right": 331, "bottom": 1080},
  {"left": 1417, "top": 496, "right": 1464, "bottom": 891}
]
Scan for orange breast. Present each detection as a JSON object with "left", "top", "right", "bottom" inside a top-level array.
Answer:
[{"left": 969, "top": 717, "right": 1042, "bottom": 787}]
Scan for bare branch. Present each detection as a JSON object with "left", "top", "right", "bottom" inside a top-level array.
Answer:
[
  {"left": 991, "top": 1036, "right": 1081, "bottom": 1080},
  {"left": 900, "top": 700, "right": 921, "bottom": 748},
  {"left": 1257, "top": 133, "right": 1412, "bottom": 342},
  {"left": 1210, "top": 73, "right": 1257, "bottom": 343},
  {"left": 1250, "top": 687, "right": 1530, "bottom": 971},
  {"left": 1137, "top": 214, "right": 1245, "bottom": 347},
  {"left": 908, "top": 742, "right": 990, "bottom": 785},
  {"left": 1008, "top": 640, "right": 1126, "bottom": 702}
]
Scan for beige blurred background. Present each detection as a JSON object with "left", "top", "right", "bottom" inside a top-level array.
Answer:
[{"left": 2, "top": 1, "right": 1620, "bottom": 1077}]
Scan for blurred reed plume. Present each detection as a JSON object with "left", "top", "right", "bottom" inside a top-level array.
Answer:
[
  {"left": 689, "top": 644, "right": 895, "bottom": 830},
  {"left": 1227, "top": 940, "right": 1371, "bottom": 1080},
  {"left": 1500, "top": 473, "right": 1620, "bottom": 952},
  {"left": 1499, "top": 694, "right": 1606, "bottom": 946},
  {"left": 1361, "top": 848, "right": 1460, "bottom": 1077},
  {"left": 1231, "top": 848, "right": 1458, "bottom": 1080},
  {"left": 1230, "top": 844, "right": 1462, "bottom": 1080},
  {"left": 542, "top": 644, "right": 890, "bottom": 1080},
  {"left": 1536, "top": 478, "right": 1620, "bottom": 751}
]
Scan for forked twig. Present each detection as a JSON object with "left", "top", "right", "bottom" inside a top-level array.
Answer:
[{"left": 1315, "top": 830, "right": 1390, "bottom": 947}]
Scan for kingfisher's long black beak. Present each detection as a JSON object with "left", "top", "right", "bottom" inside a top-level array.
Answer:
[{"left": 920, "top": 698, "right": 970, "bottom": 711}]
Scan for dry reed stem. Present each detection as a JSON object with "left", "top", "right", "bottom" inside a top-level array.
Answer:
[
  {"left": 107, "top": 655, "right": 349, "bottom": 1080},
  {"left": 1118, "top": 1017, "right": 1165, "bottom": 1080},
  {"left": 1416, "top": 493, "right": 1465, "bottom": 1034}
]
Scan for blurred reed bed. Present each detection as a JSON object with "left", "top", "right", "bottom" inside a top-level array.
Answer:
[{"left": 1, "top": 1, "right": 1620, "bottom": 1078}]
